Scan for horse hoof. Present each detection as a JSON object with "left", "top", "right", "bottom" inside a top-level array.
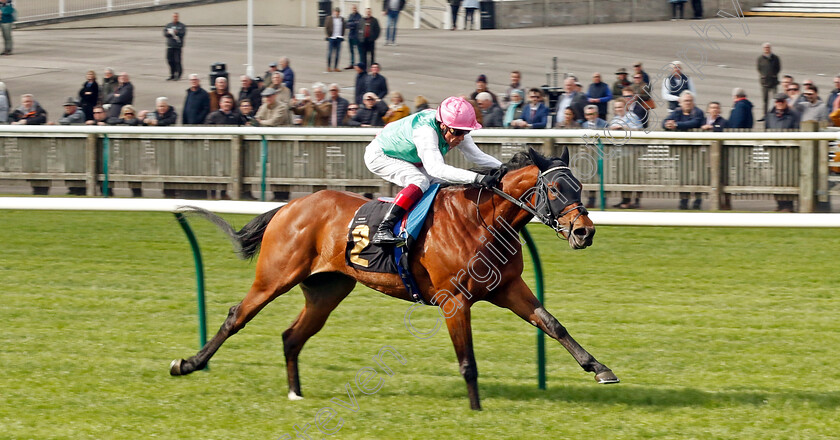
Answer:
[
  {"left": 595, "top": 370, "right": 620, "bottom": 384},
  {"left": 288, "top": 391, "right": 304, "bottom": 401},
  {"left": 170, "top": 359, "right": 184, "bottom": 376}
]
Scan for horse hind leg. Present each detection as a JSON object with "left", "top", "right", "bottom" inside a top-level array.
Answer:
[
  {"left": 282, "top": 272, "right": 355, "bottom": 400},
  {"left": 170, "top": 268, "right": 310, "bottom": 376}
]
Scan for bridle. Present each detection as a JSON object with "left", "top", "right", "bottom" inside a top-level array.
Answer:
[{"left": 484, "top": 165, "right": 588, "bottom": 239}]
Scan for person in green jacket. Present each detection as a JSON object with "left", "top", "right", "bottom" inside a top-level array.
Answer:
[{"left": 1, "top": 0, "right": 15, "bottom": 55}]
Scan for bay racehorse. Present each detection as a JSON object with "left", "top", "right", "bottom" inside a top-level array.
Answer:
[{"left": 169, "top": 147, "right": 618, "bottom": 410}]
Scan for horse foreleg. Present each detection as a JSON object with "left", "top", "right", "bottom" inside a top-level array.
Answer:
[
  {"left": 444, "top": 303, "right": 482, "bottom": 410},
  {"left": 489, "top": 277, "right": 619, "bottom": 384}
]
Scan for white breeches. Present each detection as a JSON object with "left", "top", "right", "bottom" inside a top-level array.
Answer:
[{"left": 364, "top": 139, "right": 434, "bottom": 191}]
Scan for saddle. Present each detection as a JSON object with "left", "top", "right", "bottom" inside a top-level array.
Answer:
[{"left": 345, "top": 184, "right": 441, "bottom": 304}]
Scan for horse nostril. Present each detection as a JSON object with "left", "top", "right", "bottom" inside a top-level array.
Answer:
[{"left": 573, "top": 228, "right": 588, "bottom": 238}]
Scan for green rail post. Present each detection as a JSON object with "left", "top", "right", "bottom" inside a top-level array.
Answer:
[
  {"left": 102, "top": 135, "right": 110, "bottom": 197},
  {"left": 260, "top": 136, "right": 268, "bottom": 202},
  {"left": 520, "top": 226, "right": 546, "bottom": 390},
  {"left": 597, "top": 139, "right": 605, "bottom": 211},
  {"left": 174, "top": 213, "right": 208, "bottom": 369}
]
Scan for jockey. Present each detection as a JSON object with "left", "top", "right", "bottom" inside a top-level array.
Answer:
[{"left": 364, "top": 96, "right": 504, "bottom": 246}]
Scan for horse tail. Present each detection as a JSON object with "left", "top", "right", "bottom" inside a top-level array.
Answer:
[{"left": 181, "top": 206, "right": 283, "bottom": 260}]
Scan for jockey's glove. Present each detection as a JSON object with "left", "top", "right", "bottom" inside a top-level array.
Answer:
[{"left": 474, "top": 172, "right": 501, "bottom": 188}]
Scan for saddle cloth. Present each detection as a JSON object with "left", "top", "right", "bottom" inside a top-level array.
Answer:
[{"left": 345, "top": 184, "right": 441, "bottom": 274}]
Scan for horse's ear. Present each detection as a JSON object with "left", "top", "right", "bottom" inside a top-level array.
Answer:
[
  {"left": 527, "top": 147, "right": 547, "bottom": 170},
  {"left": 559, "top": 147, "right": 570, "bottom": 165}
]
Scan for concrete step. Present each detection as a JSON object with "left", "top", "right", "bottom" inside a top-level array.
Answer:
[{"left": 747, "top": 0, "right": 840, "bottom": 15}]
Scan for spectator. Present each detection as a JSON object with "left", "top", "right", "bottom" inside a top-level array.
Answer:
[
  {"left": 448, "top": 0, "right": 461, "bottom": 30},
  {"left": 691, "top": 0, "right": 703, "bottom": 19},
  {"left": 511, "top": 88, "right": 548, "bottom": 129},
  {"left": 86, "top": 105, "right": 108, "bottom": 126},
  {"left": 345, "top": 5, "right": 362, "bottom": 69},
  {"left": 414, "top": 95, "right": 430, "bottom": 112},
  {"left": 164, "top": 12, "right": 186, "bottom": 80},
  {"left": 104, "top": 72, "right": 134, "bottom": 118},
  {"left": 826, "top": 75, "right": 840, "bottom": 113},
  {"left": 292, "top": 82, "right": 332, "bottom": 126},
  {"left": 586, "top": 72, "right": 612, "bottom": 120},
  {"left": 238, "top": 75, "right": 262, "bottom": 111},
  {"left": 0, "top": 82, "right": 9, "bottom": 122},
  {"left": 267, "top": 71, "right": 292, "bottom": 105},
  {"left": 327, "top": 83, "right": 349, "bottom": 126},
  {"left": 205, "top": 95, "right": 239, "bottom": 125},
  {"left": 757, "top": 42, "right": 781, "bottom": 120},
  {"left": 140, "top": 97, "right": 177, "bottom": 126},
  {"left": 1, "top": 0, "right": 14, "bottom": 55},
  {"left": 264, "top": 62, "right": 279, "bottom": 82},
  {"left": 502, "top": 70, "right": 522, "bottom": 108},
  {"left": 796, "top": 85, "right": 828, "bottom": 123},
  {"left": 325, "top": 7, "right": 345, "bottom": 72},
  {"left": 182, "top": 73, "right": 210, "bottom": 125},
  {"left": 780, "top": 74, "right": 793, "bottom": 93},
  {"left": 475, "top": 91, "right": 503, "bottom": 127},
  {"left": 670, "top": 0, "right": 686, "bottom": 20},
  {"left": 633, "top": 61, "right": 650, "bottom": 84},
  {"left": 609, "top": 99, "right": 642, "bottom": 131},
  {"left": 353, "top": 62, "right": 368, "bottom": 105},
  {"left": 383, "top": 0, "right": 406, "bottom": 45},
  {"left": 463, "top": 0, "right": 479, "bottom": 30},
  {"left": 622, "top": 86, "right": 651, "bottom": 129},
  {"left": 382, "top": 91, "right": 410, "bottom": 124},
  {"left": 786, "top": 82, "right": 805, "bottom": 107},
  {"left": 581, "top": 105, "right": 607, "bottom": 129},
  {"left": 555, "top": 77, "right": 587, "bottom": 124},
  {"left": 255, "top": 87, "right": 291, "bottom": 126},
  {"left": 612, "top": 68, "right": 631, "bottom": 97},
  {"left": 56, "top": 97, "right": 85, "bottom": 125},
  {"left": 664, "top": 91, "right": 705, "bottom": 210},
  {"left": 101, "top": 68, "right": 118, "bottom": 101},
  {"left": 279, "top": 57, "right": 295, "bottom": 92},
  {"left": 345, "top": 102, "right": 360, "bottom": 125},
  {"left": 661, "top": 61, "right": 695, "bottom": 110},
  {"left": 209, "top": 77, "right": 234, "bottom": 112},
  {"left": 503, "top": 89, "right": 525, "bottom": 128},
  {"left": 631, "top": 71, "right": 652, "bottom": 103},
  {"left": 556, "top": 108, "right": 581, "bottom": 129},
  {"left": 9, "top": 94, "right": 47, "bottom": 125},
  {"left": 367, "top": 62, "right": 388, "bottom": 99},
  {"left": 729, "top": 87, "right": 754, "bottom": 129},
  {"left": 348, "top": 92, "right": 387, "bottom": 126},
  {"left": 359, "top": 8, "right": 380, "bottom": 66},
  {"left": 106, "top": 104, "right": 140, "bottom": 126},
  {"left": 238, "top": 100, "right": 256, "bottom": 124},
  {"left": 700, "top": 101, "right": 728, "bottom": 131},
  {"left": 470, "top": 74, "right": 499, "bottom": 105},
  {"left": 767, "top": 98, "right": 799, "bottom": 212},
  {"left": 78, "top": 70, "right": 99, "bottom": 120}
]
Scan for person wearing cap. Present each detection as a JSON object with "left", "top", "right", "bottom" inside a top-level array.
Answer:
[
  {"left": 57, "top": 97, "right": 85, "bottom": 125},
  {"left": 469, "top": 74, "right": 498, "bottom": 106},
  {"left": 327, "top": 83, "right": 350, "bottom": 126},
  {"left": 765, "top": 92, "right": 800, "bottom": 129},
  {"left": 264, "top": 62, "right": 279, "bottom": 83},
  {"left": 661, "top": 61, "right": 695, "bottom": 110},
  {"left": 353, "top": 62, "right": 368, "bottom": 105},
  {"left": 254, "top": 87, "right": 290, "bottom": 126},
  {"left": 612, "top": 68, "right": 631, "bottom": 97},
  {"left": 632, "top": 62, "right": 650, "bottom": 85},
  {"left": 364, "top": 95, "right": 502, "bottom": 245}
]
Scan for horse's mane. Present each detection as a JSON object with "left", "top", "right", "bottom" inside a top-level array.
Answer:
[{"left": 437, "top": 151, "right": 537, "bottom": 189}]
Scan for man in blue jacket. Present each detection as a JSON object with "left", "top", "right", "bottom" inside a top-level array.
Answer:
[
  {"left": 663, "top": 91, "right": 705, "bottom": 210},
  {"left": 728, "top": 88, "right": 754, "bottom": 129},
  {"left": 586, "top": 72, "right": 612, "bottom": 120},
  {"left": 511, "top": 88, "right": 548, "bottom": 128},
  {"left": 182, "top": 74, "right": 210, "bottom": 124}
]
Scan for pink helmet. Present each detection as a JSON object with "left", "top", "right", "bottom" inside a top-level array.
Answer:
[{"left": 436, "top": 96, "right": 482, "bottom": 131}]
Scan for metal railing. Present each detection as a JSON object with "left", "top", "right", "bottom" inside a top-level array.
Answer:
[{"left": 17, "top": 0, "right": 198, "bottom": 22}]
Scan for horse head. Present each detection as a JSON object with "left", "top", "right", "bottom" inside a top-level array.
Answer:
[{"left": 524, "top": 147, "right": 594, "bottom": 249}]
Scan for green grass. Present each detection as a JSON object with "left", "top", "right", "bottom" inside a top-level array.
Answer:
[{"left": 1, "top": 210, "right": 839, "bottom": 439}]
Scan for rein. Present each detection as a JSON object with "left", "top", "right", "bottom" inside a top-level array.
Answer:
[{"left": 484, "top": 165, "right": 588, "bottom": 239}]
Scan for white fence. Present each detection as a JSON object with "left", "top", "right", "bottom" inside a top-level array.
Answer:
[{"left": 2, "top": 197, "right": 840, "bottom": 227}]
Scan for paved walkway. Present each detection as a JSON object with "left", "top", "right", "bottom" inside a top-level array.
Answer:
[{"left": 0, "top": 17, "right": 837, "bottom": 118}]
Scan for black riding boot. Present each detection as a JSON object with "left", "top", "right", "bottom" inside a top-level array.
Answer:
[{"left": 370, "top": 203, "right": 408, "bottom": 246}]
